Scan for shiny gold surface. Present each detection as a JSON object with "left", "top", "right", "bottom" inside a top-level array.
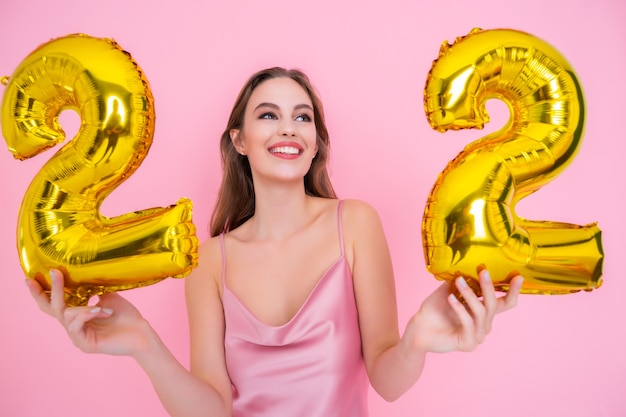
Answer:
[
  {"left": 2, "top": 34, "right": 198, "bottom": 305},
  {"left": 422, "top": 28, "right": 603, "bottom": 295}
]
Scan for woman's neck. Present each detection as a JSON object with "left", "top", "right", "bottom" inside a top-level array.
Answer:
[{"left": 246, "top": 181, "right": 316, "bottom": 241}]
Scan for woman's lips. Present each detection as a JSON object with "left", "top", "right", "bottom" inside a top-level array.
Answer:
[{"left": 268, "top": 142, "right": 303, "bottom": 159}]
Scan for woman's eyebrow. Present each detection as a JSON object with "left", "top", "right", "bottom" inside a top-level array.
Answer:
[
  {"left": 294, "top": 103, "right": 314, "bottom": 112},
  {"left": 254, "top": 102, "right": 313, "bottom": 112},
  {"left": 254, "top": 102, "right": 280, "bottom": 111}
]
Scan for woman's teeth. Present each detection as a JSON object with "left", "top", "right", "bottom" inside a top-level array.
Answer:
[{"left": 269, "top": 146, "right": 300, "bottom": 155}]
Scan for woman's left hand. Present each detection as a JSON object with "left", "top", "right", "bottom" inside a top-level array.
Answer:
[{"left": 404, "top": 269, "right": 523, "bottom": 354}]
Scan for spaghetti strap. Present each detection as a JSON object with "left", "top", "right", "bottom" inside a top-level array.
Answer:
[
  {"left": 337, "top": 200, "right": 345, "bottom": 257},
  {"left": 219, "top": 233, "right": 227, "bottom": 288}
]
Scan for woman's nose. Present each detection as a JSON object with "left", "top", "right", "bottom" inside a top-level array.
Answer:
[{"left": 280, "top": 120, "right": 296, "bottom": 136}]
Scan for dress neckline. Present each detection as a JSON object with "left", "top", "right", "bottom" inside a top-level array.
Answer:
[
  {"left": 220, "top": 199, "right": 346, "bottom": 328},
  {"left": 223, "top": 255, "right": 347, "bottom": 328}
]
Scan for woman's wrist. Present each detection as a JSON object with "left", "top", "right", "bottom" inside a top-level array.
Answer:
[
  {"left": 399, "top": 317, "right": 428, "bottom": 364},
  {"left": 130, "top": 319, "right": 166, "bottom": 367}
]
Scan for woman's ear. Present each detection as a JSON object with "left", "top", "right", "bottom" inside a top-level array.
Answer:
[{"left": 230, "top": 129, "right": 245, "bottom": 155}]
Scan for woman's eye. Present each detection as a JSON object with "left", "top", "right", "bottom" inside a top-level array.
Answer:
[
  {"left": 295, "top": 113, "right": 312, "bottom": 122},
  {"left": 260, "top": 112, "right": 277, "bottom": 120}
]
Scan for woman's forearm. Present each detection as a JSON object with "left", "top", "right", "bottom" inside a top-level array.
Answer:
[
  {"left": 367, "top": 336, "right": 427, "bottom": 402},
  {"left": 132, "top": 322, "right": 230, "bottom": 417}
]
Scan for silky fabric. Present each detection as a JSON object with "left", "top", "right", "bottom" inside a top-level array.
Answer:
[{"left": 221, "top": 200, "right": 369, "bottom": 417}]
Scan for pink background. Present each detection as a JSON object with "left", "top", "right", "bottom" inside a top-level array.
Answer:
[{"left": 1, "top": 1, "right": 624, "bottom": 416}]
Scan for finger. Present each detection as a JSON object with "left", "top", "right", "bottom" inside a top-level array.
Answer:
[
  {"left": 456, "top": 277, "right": 487, "bottom": 320},
  {"left": 456, "top": 277, "right": 490, "bottom": 343},
  {"left": 478, "top": 270, "right": 496, "bottom": 310},
  {"left": 96, "top": 291, "right": 124, "bottom": 309},
  {"left": 49, "top": 269, "right": 67, "bottom": 319},
  {"left": 64, "top": 306, "right": 113, "bottom": 336},
  {"left": 478, "top": 270, "right": 498, "bottom": 333},
  {"left": 25, "top": 278, "right": 54, "bottom": 316},
  {"left": 497, "top": 275, "right": 524, "bottom": 313},
  {"left": 61, "top": 306, "right": 112, "bottom": 353},
  {"left": 447, "top": 293, "right": 478, "bottom": 351}
]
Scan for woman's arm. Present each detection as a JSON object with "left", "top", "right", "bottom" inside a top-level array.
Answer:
[
  {"left": 135, "top": 237, "right": 233, "bottom": 416},
  {"left": 343, "top": 199, "right": 522, "bottom": 401},
  {"left": 342, "top": 199, "right": 422, "bottom": 401},
  {"left": 184, "top": 237, "right": 233, "bottom": 415},
  {"left": 26, "top": 237, "right": 232, "bottom": 417}
]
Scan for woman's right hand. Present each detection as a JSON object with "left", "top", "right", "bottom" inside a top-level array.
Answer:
[
  {"left": 28, "top": 269, "right": 232, "bottom": 416},
  {"left": 26, "top": 269, "right": 154, "bottom": 357}
]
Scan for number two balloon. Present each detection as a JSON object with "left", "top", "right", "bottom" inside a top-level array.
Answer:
[
  {"left": 422, "top": 28, "right": 603, "bottom": 295},
  {"left": 1, "top": 34, "right": 199, "bottom": 306}
]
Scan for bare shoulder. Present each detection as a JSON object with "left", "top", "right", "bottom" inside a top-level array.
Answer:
[
  {"left": 198, "top": 236, "right": 222, "bottom": 267},
  {"left": 340, "top": 199, "right": 386, "bottom": 259},
  {"left": 341, "top": 198, "right": 383, "bottom": 227},
  {"left": 185, "top": 236, "right": 223, "bottom": 296}
]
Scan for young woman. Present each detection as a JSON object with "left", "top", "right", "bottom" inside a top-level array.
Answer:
[{"left": 27, "top": 67, "right": 523, "bottom": 417}]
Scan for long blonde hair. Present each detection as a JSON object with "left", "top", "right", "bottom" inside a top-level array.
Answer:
[{"left": 209, "top": 67, "right": 337, "bottom": 236}]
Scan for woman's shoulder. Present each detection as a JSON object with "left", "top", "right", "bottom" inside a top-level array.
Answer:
[
  {"left": 310, "top": 197, "right": 380, "bottom": 225},
  {"left": 198, "top": 235, "right": 223, "bottom": 265},
  {"left": 186, "top": 236, "right": 223, "bottom": 288},
  {"left": 340, "top": 198, "right": 382, "bottom": 222},
  {"left": 340, "top": 199, "right": 385, "bottom": 244},
  {"left": 338, "top": 199, "right": 387, "bottom": 265}
]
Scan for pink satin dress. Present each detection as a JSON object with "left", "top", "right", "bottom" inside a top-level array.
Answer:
[{"left": 220, "top": 200, "right": 369, "bottom": 417}]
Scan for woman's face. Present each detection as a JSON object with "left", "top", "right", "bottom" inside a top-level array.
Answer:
[{"left": 231, "top": 77, "right": 318, "bottom": 186}]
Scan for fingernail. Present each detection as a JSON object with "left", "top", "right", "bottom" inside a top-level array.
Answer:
[
  {"left": 90, "top": 307, "right": 101, "bottom": 314},
  {"left": 458, "top": 277, "right": 468, "bottom": 288},
  {"left": 102, "top": 308, "right": 113, "bottom": 315},
  {"left": 481, "top": 270, "right": 491, "bottom": 282},
  {"left": 49, "top": 270, "right": 58, "bottom": 283},
  {"left": 449, "top": 293, "right": 460, "bottom": 303}
]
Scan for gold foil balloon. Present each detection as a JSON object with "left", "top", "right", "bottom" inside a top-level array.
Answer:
[
  {"left": 1, "top": 34, "right": 199, "bottom": 306},
  {"left": 422, "top": 28, "right": 603, "bottom": 295}
]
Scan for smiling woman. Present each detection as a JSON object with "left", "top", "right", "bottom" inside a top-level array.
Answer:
[
  {"left": 210, "top": 68, "right": 337, "bottom": 237},
  {"left": 26, "top": 66, "right": 523, "bottom": 417},
  {"left": 230, "top": 78, "right": 318, "bottom": 174}
]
